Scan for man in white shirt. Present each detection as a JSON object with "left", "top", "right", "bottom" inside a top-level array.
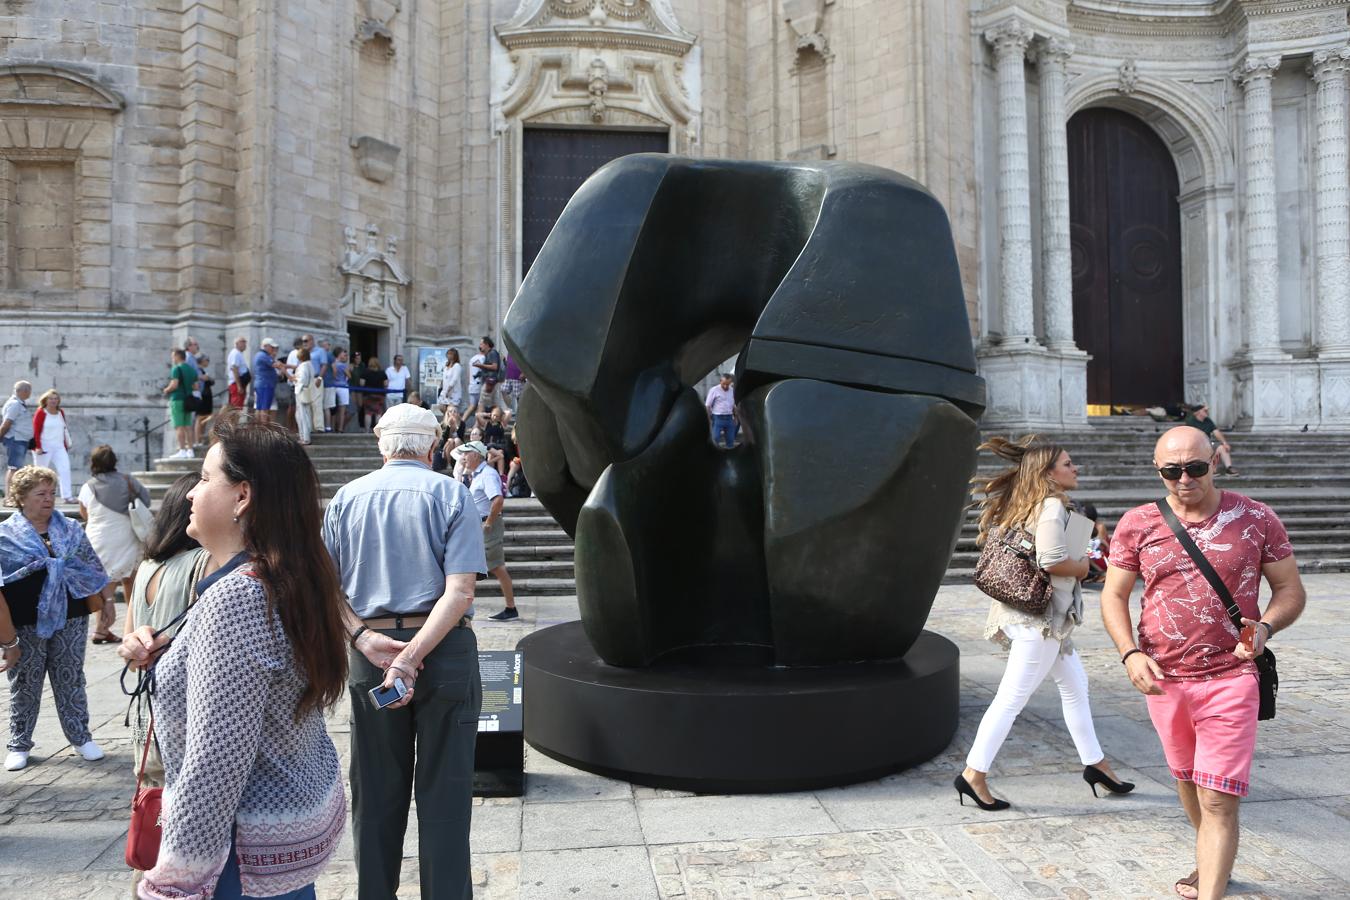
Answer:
[
  {"left": 386, "top": 354, "right": 411, "bottom": 405},
  {"left": 226, "top": 336, "right": 250, "bottom": 409},
  {"left": 454, "top": 440, "right": 518, "bottom": 621},
  {"left": 0, "top": 380, "right": 34, "bottom": 496},
  {"left": 467, "top": 350, "right": 486, "bottom": 413},
  {"left": 705, "top": 372, "right": 738, "bottom": 448}
]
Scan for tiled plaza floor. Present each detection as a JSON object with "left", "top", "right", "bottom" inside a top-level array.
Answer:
[{"left": 2, "top": 577, "right": 1347, "bottom": 898}]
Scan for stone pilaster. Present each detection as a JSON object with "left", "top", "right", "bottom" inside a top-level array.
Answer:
[
  {"left": 1037, "top": 38, "right": 1075, "bottom": 351},
  {"left": 1312, "top": 49, "right": 1350, "bottom": 358},
  {"left": 1236, "top": 55, "right": 1284, "bottom": 358},
  {"left": 984, "top": 20, "right": 1036, "bottom": 345},
  {"left": 1312, "top": 48, "right": 1350, "bottom": 427}
]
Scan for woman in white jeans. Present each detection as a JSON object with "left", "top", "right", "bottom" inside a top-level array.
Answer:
[
  {"left": 31, "top": 390, "right": 74, "bottom": 501},
  {"left": 956, "top": 436, "right": 1134, "bottom": 810}
]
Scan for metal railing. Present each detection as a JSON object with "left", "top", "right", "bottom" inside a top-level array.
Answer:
[{"left": 131, "top": 412, "right": 172, "bottom": 472}]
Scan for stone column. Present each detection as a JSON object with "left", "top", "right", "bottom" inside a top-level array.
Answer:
[
  {"left": 1236, "top": 55, "right": 1284, "bottom": 357},
  {"left": 1312, "top": 48, "right": 1350, "bottom": 357},
  {"left": 1038, "top": 38, "right": 1075, "bottom": 350},
  {"left": 984, "top": 20, "right": 1037, "bottom": 345}
]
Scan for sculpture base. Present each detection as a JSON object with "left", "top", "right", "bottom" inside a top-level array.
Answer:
[{"left": 518, "top": 621, "right": 960, "bottom": 794}]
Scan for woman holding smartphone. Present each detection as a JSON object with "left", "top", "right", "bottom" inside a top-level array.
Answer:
[
  {"left": 955, "top": 436, "right": 1133, "bottom": 810},
  {"left": 123, "top": 421, "right": 348, "bottom": 899}
]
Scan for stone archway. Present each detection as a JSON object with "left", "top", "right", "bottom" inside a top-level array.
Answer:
[
  {"left": 1067, "top": 78, "right": 1236, "bottom": 417},
  {"left": 490, "top": 1, "right": 700, "bottom": 339}
]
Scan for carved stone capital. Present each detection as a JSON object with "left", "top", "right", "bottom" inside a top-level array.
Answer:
[
  {"left": 349, "top": 136, "right": 402, "bottom": 183},
  {"left": 984, "top": 20, "right": 1034, "bottom": 58},
  {"left": 1235, "top": 55, "right": 1281, "bottom": 87},
  {"left": 1036, "top": 38, "right": 1073, "bottom": 70},
  {"left": 1311, "top": 47, "right": 1350, "bottom": 82}
]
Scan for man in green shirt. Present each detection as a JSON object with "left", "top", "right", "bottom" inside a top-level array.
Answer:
[
  {"left": 162, "top": 348, "right": 198, "bottom": 459},
  {"left": 1183, "top": 403, "right": 1236, "bottom": 476}
]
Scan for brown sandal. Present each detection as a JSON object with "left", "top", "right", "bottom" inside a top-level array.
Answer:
[
  {"left": 91, "top": 633, "right": 118, "bottom": 644},
  {"left": 1174, "top": 870, "right": 1199, "bottom": 899}
]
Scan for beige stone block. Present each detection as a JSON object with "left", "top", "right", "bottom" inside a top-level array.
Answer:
[{"left": 34, "top": 247, "right": 72, "bottom": 271}]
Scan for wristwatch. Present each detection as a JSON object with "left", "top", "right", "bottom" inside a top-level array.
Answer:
[{"left": 1258, "top": 621, "right": 1274, "bottom": 640}]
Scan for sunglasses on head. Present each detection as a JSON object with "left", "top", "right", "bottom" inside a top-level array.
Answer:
[{"left": 1157, "top": 461, "right": 1210, "bottom": 481}]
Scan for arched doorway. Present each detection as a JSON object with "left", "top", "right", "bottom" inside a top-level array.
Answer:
[{"left": 1068, "top": 108, "right": 1184, "bottom": 408}]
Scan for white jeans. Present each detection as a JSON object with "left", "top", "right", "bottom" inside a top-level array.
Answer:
[
  {"left": 296, "top": 398, "right": 314, "bottom": 443},
  {"left": 966, "top": 623, "right": 1104, "bottom": 772},
  {"left": 34, "top": 445, "right": 72, "bottom": 499}
]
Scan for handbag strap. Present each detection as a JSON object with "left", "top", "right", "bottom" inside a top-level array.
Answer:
[
  {"left": 135, "top": 705, "right": 155, "bottom": 794},
  {"left": 1154, "top": 499, "right": 1244, "bottom": 633}
]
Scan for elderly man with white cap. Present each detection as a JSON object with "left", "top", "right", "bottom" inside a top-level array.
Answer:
[
  {"left": 322, "top": 403, "right": 486, "bottom": 900},
  {"left": 251, "top": 337, "right": 283, "bottom": 424},
  {"left": 452, "top": 439, "right": 519, "bottom": 621}
]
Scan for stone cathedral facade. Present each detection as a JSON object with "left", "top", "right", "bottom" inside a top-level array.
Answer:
[{"left": 2, "top": 0, "right": 1349, "bottom": 464}]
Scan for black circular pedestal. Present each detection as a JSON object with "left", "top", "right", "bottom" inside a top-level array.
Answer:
[{"left": 518, "top": 621, "right": 960, "bottom": 794}]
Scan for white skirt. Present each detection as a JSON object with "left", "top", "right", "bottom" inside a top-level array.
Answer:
[{"left": 84, "top": 496, "right": 142, "bottom": 581}]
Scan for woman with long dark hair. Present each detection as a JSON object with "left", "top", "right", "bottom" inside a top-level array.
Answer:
[
  {"left": 124, "top": 420, "right": 348, "bottom": 899},
  {"left": 955, "top": 436, "right": 1133, "bottom": 810}
]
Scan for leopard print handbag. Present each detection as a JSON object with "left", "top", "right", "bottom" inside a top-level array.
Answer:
[{"left": 973, "top": 526, "right": 1054, "bottom": 615}]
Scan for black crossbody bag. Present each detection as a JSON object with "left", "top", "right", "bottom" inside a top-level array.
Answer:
[{"left": 1155, "top": 500, "right": 1277, "bottom": 720}]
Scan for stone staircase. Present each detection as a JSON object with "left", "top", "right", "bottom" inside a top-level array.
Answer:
[{"left": 23, "top": 420, "right": 1348, "bottom": 601}]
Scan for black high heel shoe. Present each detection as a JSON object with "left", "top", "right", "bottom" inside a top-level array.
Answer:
[
  {"left": 954, "top": 774, "right": 1011, "bottom": 811},
  {"left": 1083, "top": 764, "right": 1135, "bottom": 797}
]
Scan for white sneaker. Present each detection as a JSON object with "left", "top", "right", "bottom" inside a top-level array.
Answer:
[
  {"left": 4, "top": 750, "right": 28, "bottom": 771},
  {"left": 76, "top": 740, "right": 104, "bottom": 762}
]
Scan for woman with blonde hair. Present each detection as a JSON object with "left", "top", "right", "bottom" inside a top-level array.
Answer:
[
  {"left": 954, "top": 435, "right": 1133, "bottom": 810},
  {"left": 31, "top": 389, "right": 74, "bottom": 502}
]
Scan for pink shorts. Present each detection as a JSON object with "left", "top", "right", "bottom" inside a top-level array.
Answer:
[{"left": 1146, "top": 671, "right": 1260, "bottom": 797}]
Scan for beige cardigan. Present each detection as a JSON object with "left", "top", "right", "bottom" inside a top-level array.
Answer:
[{"left": 982, "top": 497, "right": 1084, "bottom": 656}]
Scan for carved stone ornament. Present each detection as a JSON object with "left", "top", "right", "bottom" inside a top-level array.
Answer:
[
  {"left": 338, "top": 222, "right": 410, "bottom": 346},
  {"left": 357, "top": 0, "right": 401, "bottom": 55},
  {"left": 497, "top": 0, "right": 696, "bottom": 56},
  {"left": 783, "top": 0, "right": 828, "bottom": 57},
  {"left": 1118, "top": 59, "right": 1138, "bottom": 94},
  {"left": 349, "top": 135, "right": 402, "bottom": 183},
  {"left": 588, "top": 56, "right": 609, "bottom": 121}
]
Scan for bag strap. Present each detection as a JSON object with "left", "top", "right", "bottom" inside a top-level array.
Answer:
[
  {"left": 135, "top": 706, "right": 155, "bottom": 794},
  {"left": 1154, "top": 499, "right": 1244, "bottom": 633}
]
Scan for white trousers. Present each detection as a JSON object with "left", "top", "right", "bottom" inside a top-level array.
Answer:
[
  {"left": 34, "top": 445, "right": 72, "bottom": 499},
  {"left": 296, "top": 398, "right": 314, "bottom": 443},
  {"left": 966, "top": 623, "right": 1104, "bottom": 772}
]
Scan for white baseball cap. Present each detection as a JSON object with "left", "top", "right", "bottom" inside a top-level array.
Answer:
[
  {"left": 374, "top": 403, "right": 439, "bottom": 438},
  {"left": 261, "top": 337, "right": 279, "bottom": 349}
]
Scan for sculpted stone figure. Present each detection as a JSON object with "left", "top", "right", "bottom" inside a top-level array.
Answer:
[{"left": 505, "top": 155, "right": 985, "bottom": 670}]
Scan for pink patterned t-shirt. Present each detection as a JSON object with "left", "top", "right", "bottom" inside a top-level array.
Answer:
[{"left": 1109, "top": 491, "right": 1293, "bottom": 681}]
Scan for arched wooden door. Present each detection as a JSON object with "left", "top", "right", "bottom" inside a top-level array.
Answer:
[{"left": 1068, "top": 108, "right": 1184, "bottom": 407}]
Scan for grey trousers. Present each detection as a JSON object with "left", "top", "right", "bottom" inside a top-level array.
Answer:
[
  {"left": 349, "top": 626, "right": 482, "bottom": 900},
  {"left": 6, "top": 616, "right": 93, "bottom": 752}
]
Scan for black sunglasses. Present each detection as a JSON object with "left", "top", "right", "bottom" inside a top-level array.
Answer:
[{"left": 1157, "top": 461, "right": 1210, "bottom": 481}]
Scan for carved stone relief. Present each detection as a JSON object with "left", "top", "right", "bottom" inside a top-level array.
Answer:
[
  {"left": 356, "top": 0, "right": 400, "bottom": 56},
  {"left": 338, "top": 223, "right": 410, "bottom": 348}
]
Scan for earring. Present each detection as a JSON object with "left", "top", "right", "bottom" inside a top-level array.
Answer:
[{"left": 233, "top": 515, "right": 240, "bottom": 525}]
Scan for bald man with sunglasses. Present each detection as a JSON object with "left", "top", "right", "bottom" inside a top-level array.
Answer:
[{"left": 1100, "top": 426, "right": 1305, "bottom": 900}]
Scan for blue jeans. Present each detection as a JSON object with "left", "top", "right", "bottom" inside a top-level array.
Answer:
[
  {"left": 214, "top": 836, "right": 316, "bottom": 900},
  {"left": 711, "top": 414, "right": 738, "bottom": 448}
]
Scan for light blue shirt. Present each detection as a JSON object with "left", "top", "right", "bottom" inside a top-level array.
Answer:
[
  {"left": 312, "top": 347, "right": 333, "bottom": 386},
  {"left": 323, "top": 459, "right": 486, "bottom": 618},
  {"left": 468, "top": 460, "right": 503, "bottom": 519}
]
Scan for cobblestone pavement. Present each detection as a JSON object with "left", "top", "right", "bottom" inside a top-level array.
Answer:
[{"left": 2, "top": 577, "right": 1348, "bottom": 899}]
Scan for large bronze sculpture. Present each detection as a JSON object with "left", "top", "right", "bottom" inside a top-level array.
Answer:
[{"left": 508, "top": 156, "right": 985, "bottom": 791}]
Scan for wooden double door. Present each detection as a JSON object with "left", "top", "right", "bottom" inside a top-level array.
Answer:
[
  {"left": 521, "top": 127, "right": 669, "bottom": 276},
  {"left": 1068, "top": 108, "right": 1184, "bottom": 407}
]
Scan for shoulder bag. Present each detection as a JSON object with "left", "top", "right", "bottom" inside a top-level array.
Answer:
[
  {"left": 973, "top": 525, "right": 1054, "bottom": 615},
  {"left": 1154, "top": 499, "right": 1277, "bottom": 720},
  {"left": 124, "top": 474, "right": 153, "bottom": 543},
  {"left": 121, "top": 597, "right": 198, "bottom": 871},
  {"left": 126, "top": 709, "right": 163, "bottom": 871}
]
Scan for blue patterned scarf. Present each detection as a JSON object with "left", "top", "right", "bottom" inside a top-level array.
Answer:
[{"left": 0, "top": 509, "right": 109, "bottom": 639}]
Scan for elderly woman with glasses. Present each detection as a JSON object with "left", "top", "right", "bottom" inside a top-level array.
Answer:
[{"left": 0, "top": 466, "right": 109, "bottom": 772}]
